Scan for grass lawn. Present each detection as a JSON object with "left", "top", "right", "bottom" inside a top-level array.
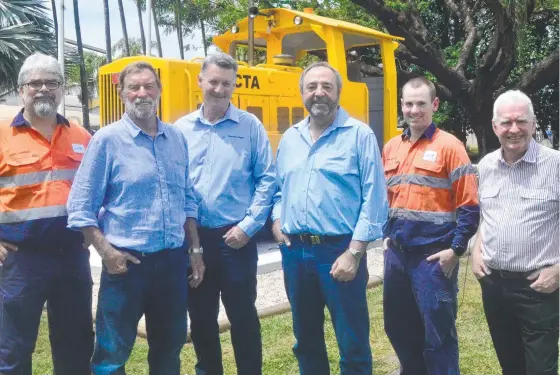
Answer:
[{"left": 32, "top": 259, "right": 500, "bottom": 374}]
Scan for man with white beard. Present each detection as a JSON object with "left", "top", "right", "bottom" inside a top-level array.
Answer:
[
  {"left": 0, "top": 53, "right": 94, "bottom": 375},
  {"left": 67, "top": 61, "right": 205, "bottom": 375}
]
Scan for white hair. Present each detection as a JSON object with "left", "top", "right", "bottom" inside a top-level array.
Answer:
[
  {"left": 17, "top": 53, "right": 64, "bottom": 87},
  {"left": 493, "top": 90, "right": 535, "bottom": 122}
]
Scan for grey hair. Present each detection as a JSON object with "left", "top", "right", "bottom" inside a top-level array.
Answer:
[
  {"left": 201, "top": 53, "right": 238, "bottom": 74},
  {"left": 299, "top": 62, "right": 343, "bottom": 95},
  {"left": 493, "top": 90, "right": 535, "bottom": 122},
  {"left": 18, "top": 53, "right": 64, "bottom": 87}
]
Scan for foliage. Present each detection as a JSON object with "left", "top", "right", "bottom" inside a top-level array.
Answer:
[{"left": 112, "top": 37, "right": 158, "bottom": 59}]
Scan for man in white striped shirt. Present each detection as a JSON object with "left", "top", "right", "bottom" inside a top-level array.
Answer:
[{"left": 473, "top": 90, "right": 559, "bottom": 375}]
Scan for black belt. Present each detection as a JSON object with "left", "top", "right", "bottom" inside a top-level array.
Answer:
[
  {"left": 291, "top": 233, "right": 350, "bottom": 246},
  {"left": 199, "top": 224, "right": 235, "bottom": 237},
  {"left": 490, "top": 268, "right": 535, "bottom": 279},
  {"left": 388, "top": 238, "right": 447, "bottom": 253}
]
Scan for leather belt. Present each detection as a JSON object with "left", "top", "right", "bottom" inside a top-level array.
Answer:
[
  {"left": 293, "top": 233, "right": 349, "bottom": 246},
  {"left": 490, "top": 268, "right": 535, "bottom": 279}
]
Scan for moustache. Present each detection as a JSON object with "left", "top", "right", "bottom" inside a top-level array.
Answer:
[{"left": 34, "top": 95, "right": 55, "bottom": 101}]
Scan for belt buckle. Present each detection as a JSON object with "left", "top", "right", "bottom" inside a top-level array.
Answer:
[{"left": 310, "top": 235, "right": 321, "bottom": 245}]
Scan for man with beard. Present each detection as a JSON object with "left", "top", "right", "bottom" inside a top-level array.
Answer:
[
  {"left": 174, "top": 53, "right": 275, "bottom": 375},
  {"left": 271, "top": 62, "right": 388, "bottom": 374},
  {"left": 67, "top": 61, "right": 205, "bottom": 375},
  {"left": 0, "top": 53, "right": 93, "bottom": 375},
  {"left": 382, "top": 77, "right": 479, "bottom": 375}
]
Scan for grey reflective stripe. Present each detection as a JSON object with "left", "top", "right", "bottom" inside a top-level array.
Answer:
[
  {"left": 0, "top": 169, "right": 77, "bottom": 188},
  {"left": 0, "top": 205, "right": 68, "bottom": 224},
  {"left": 386, "top": 174, "right": 452, "bottom": 190},
  {"left": 389, "top": 208, "right": 456, "bottom": 223},
  {"left": 449, "top": 164, "right": 477, "bottom": 183}
]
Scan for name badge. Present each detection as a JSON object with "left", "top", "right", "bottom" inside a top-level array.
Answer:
[
  {"left": 423, "top": 150, "right": 437, "bottom": 162},
  {"left": 72, "top": 143, "right": 85, "bottom": 154}
]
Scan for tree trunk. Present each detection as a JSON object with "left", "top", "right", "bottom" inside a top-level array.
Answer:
[
  {"left": 73, "top": 0, "right": 90, "bottom": 130},
  {"left": 470, "top": 104, "right": 500, "bottom": 158},
  {"left": 200, "top": 18, "right": 207, "bottom": 56},
  {"left": 136, "top": 0, "right": 146, "bottom": 55},
  {"left": 152, "top": 2, "right": 163, "bottom": 57},
  {"left": 103, "top": 0, "right": 112, "bottom": 62},
  {"left": 175, "top": 0, "right": 184, "bottom": 59},
  {"left": 51, "top": 0, "right": 58, "bottom": 45},
  {"left": 117, "top": 0, "right": 130, "bottom": 56}
]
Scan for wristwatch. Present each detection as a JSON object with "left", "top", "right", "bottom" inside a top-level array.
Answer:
[
  {"left": 188, "top": 246, "right": 204, "bottom": 254},
  {"left": 348, "top": 247, "right": 364, "bottom": 260}
]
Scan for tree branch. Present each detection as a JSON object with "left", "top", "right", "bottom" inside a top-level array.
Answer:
[
  {"left": 515, "top": 47, "right": 559, "bottom": 95},
  {"left": 455, "top": 0, "right": 478, "bottom": 75}
]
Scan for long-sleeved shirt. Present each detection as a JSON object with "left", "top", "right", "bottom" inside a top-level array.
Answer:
[
  {"left": 67, "top": 113, "right": 198, "bottom": 252},
  {"left": 272, "top": 107, "right": 388, "bottom": 242},
  {"left": 382, "top": 123, "right": 480, "bottom": 252},
  {"left": 478, "top": 139, "right": 559, "bottom": 272},
  {"left": 174, "top": 104, "right": 276, "bottom": 237}
]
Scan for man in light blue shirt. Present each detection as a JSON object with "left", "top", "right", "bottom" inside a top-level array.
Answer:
[
  {"left": 67, "top": 61, "right": 204, "bottom": 375},
  {"left": 175, "top": 53, "right": 275, "bottom": 375},
  {"left": 271, "top": 62, "right": 388, "bottom": 375}
]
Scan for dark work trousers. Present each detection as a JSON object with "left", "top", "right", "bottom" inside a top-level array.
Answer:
[
  {"left": 280, "top": 235, "right": 371, "bottom": 375},
  {"left": 91, "top": 247, "right": 189, "bottom": 375},
  {"left": 383, "top": 246, "right": 460, "bottom": 375},
  {"left": 187, "top": 226, "right": 261, "bottom": 375},
  {"left": 479, "top": 270, "right": 559, "bottom": 375},
  {"left": 0, "top": 246, "right": 94, "bottom": 375}
]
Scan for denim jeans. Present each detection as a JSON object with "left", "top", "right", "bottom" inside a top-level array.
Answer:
[
  {"left": 91, "top": 247, "right": 189, "bottom": 375},
  {"left": 280, "top": 235, "right": 371, "bottom": 375},
  {"left": 0, "top": 247, "right": 93, "bottom": 375}
]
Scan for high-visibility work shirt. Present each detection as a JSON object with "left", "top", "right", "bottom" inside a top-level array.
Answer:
[
  {"left": 0, "top": 110, "right": 91, "bottom": 249},
  {"left": 382, "top": 123, "right": 480, "bottom": 252}
]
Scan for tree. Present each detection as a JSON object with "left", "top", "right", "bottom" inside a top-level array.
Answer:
[
  {"left": 73, "top": 0, "right": 89, "bottom": 130},
  {"left": 112, "top": 37, "right": 157, "bottom": 58},
  {"left": 174, "top": 0, "right": 184, "bottom": 59},
  {"left": 151, "top": 0, "right": 163, "bottom": 57},
  {"left": 348, "top": 0, "right": 559, "bottom": 154},
  {"left": 135, "top": 0, "right": 147, "bottom": 55},
  {"left": 117, "top": 0, "right": 130, "bottom": 56},
  {"left": 103, "top": 0, "right": 112, "bottom": 62},
  {"left": 51, "top": 0, "right": 57, "bottom": 43}
]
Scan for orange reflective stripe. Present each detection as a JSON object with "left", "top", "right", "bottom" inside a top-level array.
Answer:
[{"left": 0, "top": 205, "right": 67, "bottom": 224}]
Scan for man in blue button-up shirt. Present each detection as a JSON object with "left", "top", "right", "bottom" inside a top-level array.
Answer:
[
  {"left": 272, "top": 62, "right": 388, "bottom": 374},
  {"left": 175, "top": 53, "right": 275, "bottom": 375},
  {"left": 67, "top": 62, "right": 204, "bottom": 375}
]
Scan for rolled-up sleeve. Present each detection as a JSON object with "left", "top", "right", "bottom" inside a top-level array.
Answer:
[
  {"left": 67, "top": 136, "right": 110, "bottom": 229},
  {"left": 237, "top": 121, "right": 276, "bottom": 237},
  {"left": 352, "top": 131, "right": 388, "bottom": 242}
]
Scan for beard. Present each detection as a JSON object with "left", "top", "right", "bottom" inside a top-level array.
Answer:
[
  {"left": 125, "top": 97, "right": 158, "bottom": 120},
  {"left": 304, "top": 97, "right": 338, "bottom": 119},
  {"left": 32, "top": 95, "right": 58, "bottom": 117}
]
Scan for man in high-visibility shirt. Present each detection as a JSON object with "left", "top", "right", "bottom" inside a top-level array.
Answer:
[
  {"left": 382, "top": 77, "right": 479, "bottom": 375},
  {"left": 0, "top": 53, "right": 93, "bottom": 375}
]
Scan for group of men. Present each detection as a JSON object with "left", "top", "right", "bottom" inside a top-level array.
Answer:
[{"left": 0, "top": 51, "right": 557, "bottom": 375}]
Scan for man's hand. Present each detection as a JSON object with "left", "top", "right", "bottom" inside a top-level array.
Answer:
[
  {"left": 272, "top": 219, "right": 291, "bottom": 246},
  {"left": 330, "top": 251, "right": 360, "bottom": 282},
  {"left": 426, "top": 249, "right": 459, "bottom": 279},
  {"left": 471, "top": 248, "right": 491, "bottom": 279},
  {"left": 527, "top": 265, "right": 559, "bottom": 293},
  {"left": 101, "top": 247, "right": 141, "bottom": 274},
  {"left": 189, "top": 253, "right": 205, "bottom": 288},
  {"left": 0, "top": 241, "right": 18, "bottom": 266},
  {"left": 223, "top": 226, "right": 250, "bottom": 249}
]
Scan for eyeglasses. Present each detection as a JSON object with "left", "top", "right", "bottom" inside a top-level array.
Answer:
[{"left": 24, "top": 81, "right": 62, "bottom": 90}]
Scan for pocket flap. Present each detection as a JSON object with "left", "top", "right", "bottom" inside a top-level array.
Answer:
[
  {"left": 480, "top": 186, "right": 499, "bottom": 198},
  {"left": 413, "top": 159, "right": 443, "bottom": 173},
  {"left": 519, "top": 187, "right": 557, "bottom": 200}
]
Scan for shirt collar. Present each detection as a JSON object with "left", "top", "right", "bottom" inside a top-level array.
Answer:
[
  {"left": 402, "top": 122, "right": 437, "bottom": 140},
  {"left": 192, "top": 103, "right": 240, "bottom": 126},
  {"left": 11, "top": 108, "right": 70, "bottom": 127},
  {"left": 499, "top": 138, "right": 538, "bottom": 164},
  {"left": 121, "top": 112, "right": 167, "bottom": 138},
  {"left": 294, "top": 107, "right": 353, "bottom": 131}
]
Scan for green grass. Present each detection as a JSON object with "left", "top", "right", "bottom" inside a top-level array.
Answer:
[{"left": 32, "top": 260, "right": 500, "bottom": 374}]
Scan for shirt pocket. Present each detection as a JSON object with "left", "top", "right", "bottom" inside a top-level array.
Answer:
[
  {"left": 519, "top": 187, "right": 558, "bottom": 214},
  {"left": 315, "top": 149, "right": 357, "bottom": 177}
]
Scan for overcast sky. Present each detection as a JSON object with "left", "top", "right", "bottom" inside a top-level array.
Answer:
[{"left": 48, "top": 0, "right": 204, "bottom": 59}]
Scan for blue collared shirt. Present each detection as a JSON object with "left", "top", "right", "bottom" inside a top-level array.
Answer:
[
  {"left": 174, "top": 104, "right": 276, "bottom": 237},
  {"left": 67, "top": 113, "right": 198, "bottom": 252},
  {"left": 272, "top": 108, "right": 388, "bottom": 242}
]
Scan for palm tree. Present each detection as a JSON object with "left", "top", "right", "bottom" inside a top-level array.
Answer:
[
  {"left": 0, "top": 1, "right": 54, "bottom": 91},
  {"left": 151, "top": 1, "right": 163, "bottom": 57},
  {"left": 117, "top": 0, "right": 130, "bottom": 56},
  {"left": 174, "top": 0, "right": 184, "bottom": 59},
  {"left": 103, "top": 0, "right": 112, "bottom": 62},
  {"left": 72, "top": 0, "right": 90, "bottom": 130},
  {"left": 112, "top": 37, "right": 156, "bottom": 58},
  {"left": 51, "top": 0, "right": 57, "bottom": 43},
  {"left": 135, "top": 0, "right": 146, "bottom": 55}
]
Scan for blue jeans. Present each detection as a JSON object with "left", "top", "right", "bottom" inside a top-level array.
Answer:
[
  {"left": 0, "top": 246, "right": 93, "bottom": 375},
  {"left": 91, "top": 248, "right": 189, "bottom": 375},
  {"left": 281, "top": 235, "right": 371, "bottom": 375},
  {"left": 383, "top": 246, "right": 459, "bottom": 375},
  {"left": 188, "top": 226, "right": 261, "bottom": 375}
]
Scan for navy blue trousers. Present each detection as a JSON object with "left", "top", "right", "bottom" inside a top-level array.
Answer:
[
  {"left": 383, "top": 246, "right": 459, "bottom": 375},
  {"left": 91, "top": 248, "right": 189, "bottom": 375},
  {"left": 187, "top": 226, "right": 261, "bottom": 375},
  {"left": 0, "top": 247, "right": 94, "bottom": 375},
  {"left": 281, "top": 235, "right": 371, "bottom": 375}
]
